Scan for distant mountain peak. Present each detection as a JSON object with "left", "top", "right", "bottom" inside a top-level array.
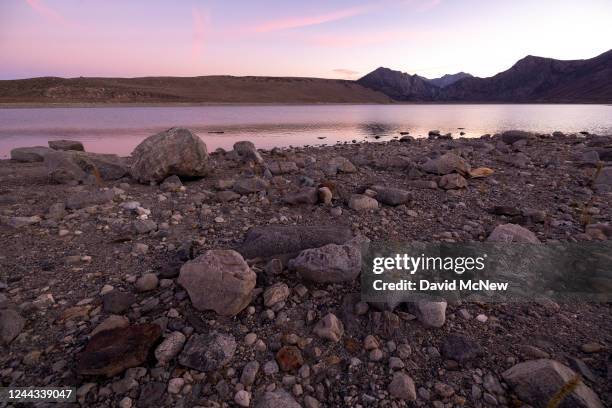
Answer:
[
  {"left": 357, "top": 49, "right": 612, "bottom": 103},
  {"left": 426, "top": 72, "right": 473, "bottom": 88}
]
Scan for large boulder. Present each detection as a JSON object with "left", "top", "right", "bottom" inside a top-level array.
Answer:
[
  {"left": 502, "top": 359, "right": 603, "bottom": 408},
  {"left": 421, "top": 152, "right": 470, "bottom": 175},
  {"left": 487, "top": 223, "right": 540, "bottom": 243},
  {"left": 288, "top": 242, "right": 361, "bottom": 283},
  {"left": 11, "top": 146, "right": 54, "bottom": 162},
  {"left": 48, "top": 139, "right": 84, "bottom": 151},
  {"left": 178, "top": 332, "right": 236, "bottom": 372},
  {"left": 178, "top": 250, "right": 256, "bottom": 316},
  {"left": 408, "top": 298, "right": 447, "bottom": 328},
  {"left": 238, "top": 225, "right": 353, "bottom": 259},
  {"left": 76, "top": 324, "right": 161, "bottom": 377},
  {"left": 130, "top": 128, "right": 208, "bottom": 183}
]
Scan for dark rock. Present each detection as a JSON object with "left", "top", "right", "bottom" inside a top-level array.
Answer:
[
  {"left": 49, "top": 139, "right": 84, "bottom": 151},
  {"left": 370, "top": 185, "right": 411, "bottom": 206},
  {"left": 102, "top": 291, "right": 136, "bottom": 314},
  {"left": 0, "top": 309, "right": 26, "bottom": 345},
  {"left": 160, "top": 175, "right": 183, "bottom": 192},
  {"left": 178, "top": 332, "right": 236, "bottom": 372},
  {"left": 501, "top": 130, "right": 533, "bottom": 144},
  {"left": 282, "top": 187, "right": 318, "bottom": 205},
  {"left": 276, "top": 346, "right": 304, "bottom": 371},
  {"left": 66, "top": 190, "right": 115, "bottom": 209},
  {"left": 441, "top": 334, "right": 483, "bottom": 363},
  {"left": 234, "top": 141, "right": 264, "bottom": 164},
  {"left": 10, "top": 146, "right": 54, "bottom": 162},
  {"left": 76, "top": 324, "right": 161, "bottom": 377},
  {"left": 233, "top": 177, "right": 269, "bottom": 194},
  {"left": 137, "top": 382, "right": 166, "bottom": 407},
  {"left": 238, "top": 225, "right": 353, "bottom": 259}
]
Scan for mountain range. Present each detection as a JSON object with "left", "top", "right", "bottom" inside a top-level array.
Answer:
[
  {"left": 358, "top": 49, "right": 612, "bottom": 103},
  {"left": 0, "top": 50, "right": 610, "bottom": 104}
]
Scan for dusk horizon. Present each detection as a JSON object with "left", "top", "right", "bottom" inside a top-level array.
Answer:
[{"left": 2, "top": 0, "right": 612, "bottom": 80}]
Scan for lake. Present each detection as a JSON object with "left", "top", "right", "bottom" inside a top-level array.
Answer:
[{"left": 1, "top": 104, "right": 611, "bottom": 158}]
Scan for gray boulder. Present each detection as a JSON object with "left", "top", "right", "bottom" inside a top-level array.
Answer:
[
  {"left": 289, "top": 242, "right": 361, "bottom": 283},
  {"left": 48, "top": 140, "right": 84, "bottom": 151},
  {"left": 178, "top": 250, "right": 256, "bottom": 316},
  {"left": 233, "top": 177, "right": 269, "bottom": 195},
  {"left": 130, "top": 128, "right": 208, "bottom": 183},
  {"left": 267, "top": 161, "right": 298, "bottom": 175},
  {"left": 238, "top": 225, "right": 353, "bottom": 259},
  {"left": 179, "top": 332, "right": 236, "bottom": 372},
  {"left": 487, "top": 223, "right": 540, "bottom": 243},
  {"left": 502, "top": 359, "right": 603, "bottom": 408},
  {"left": 408, "top": 298, "right": 447, "bottom": 328},
  {"left": 10, "top": 146, "right": 54, "bottom": 162},
  {"left": 234, "top": 141, "right": 264, "bottom": 164},
  {"left": 421, "top": 152, "right": 470, "bottom": 175},
  {"left": 370, "top": 185, "right": 411, "bottom": 206}
]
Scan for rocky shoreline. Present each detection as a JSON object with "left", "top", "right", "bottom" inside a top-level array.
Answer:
[{"left": 1, "top": 128, "right": 611, "bottom": 407}]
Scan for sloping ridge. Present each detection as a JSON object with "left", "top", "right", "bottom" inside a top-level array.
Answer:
[
  {"left": 0, "top": 75, "right": 393, "bottom": 104},
  {"left": 358, "top": 49, "right": 612, "bottom": 103}
]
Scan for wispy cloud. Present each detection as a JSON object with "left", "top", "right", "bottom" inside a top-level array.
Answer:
[
  {"left": 333, "top": 68, "right": 360, "bottom": 79},
  {"left": 24, "top": 0, "right": 66, "bottom": 24},
  {"left": 192, "top": 7, "right": 210, "bottom": 60},
  {"left": 311, "top": 28, "right": 419, "bottom": 47},
  {"left": 253, "top": 4, "right": 376, "bottom": 33}
]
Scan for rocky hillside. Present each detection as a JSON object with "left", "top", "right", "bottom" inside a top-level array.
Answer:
[
  {"left": 358, "top": 49, "right": 612, "bottom": 102},
  {"left": 0, "top": 76, "right": 392, "bottom": 105}
]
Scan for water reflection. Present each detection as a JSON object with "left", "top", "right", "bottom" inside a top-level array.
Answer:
[{"left": 0, "top": 104, "right": 611, "bottom": 157}]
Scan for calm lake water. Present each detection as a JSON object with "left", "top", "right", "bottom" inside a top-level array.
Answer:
[{"left": 1, "top": 104, "right": 611, "bottom": 158}]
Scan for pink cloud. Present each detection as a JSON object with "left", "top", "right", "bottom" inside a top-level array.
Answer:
[
  {"left": 253, "top": 4, "right": 375, "bottom": 33},
  {"left": 24, "top": 0, "right": 65, "bottom": 23},
  {"left": 333, "top": 68, "right": 360, "bottom": 79}
]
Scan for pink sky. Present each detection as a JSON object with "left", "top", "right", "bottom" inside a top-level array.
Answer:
[{"left": 1, "top": 0, "right": 611, "bottom": 80}]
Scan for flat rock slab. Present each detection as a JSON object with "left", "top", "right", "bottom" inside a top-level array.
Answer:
[
  {"left": 49, "top": 140, "right": 85, "bottom": 151},
  {"left": 76, "top": 324, "right": 161, "bottom": 377},
  {"left": 178, "top": 332, "right": 236, "bottom": 372},
  {"left": 11, "top": 146, "right": 54, "bottom": 162},
  {"left": 238, "top": 225, "right": 353, "bottom": 259},
  {"left": 502, "top": 359, "right": 603, "bottom": 408}
]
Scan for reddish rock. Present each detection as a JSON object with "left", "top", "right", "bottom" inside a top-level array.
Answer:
[
  {"left": 76, "top": 324, "right": 161, "bottom": 377},
  {"left": 275, "top": 346, "right": 304, "bottom": 371}
]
